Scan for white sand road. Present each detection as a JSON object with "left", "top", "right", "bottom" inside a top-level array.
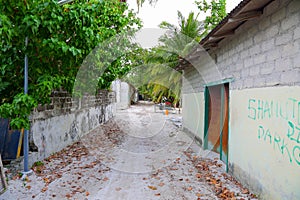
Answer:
[{"left": 1, "top": 103, "right": 258, "bottom": 200}]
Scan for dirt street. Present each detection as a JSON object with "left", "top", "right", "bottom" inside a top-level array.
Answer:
[{"left": 1, "top": 103, "right": 258, "bottom": 200}]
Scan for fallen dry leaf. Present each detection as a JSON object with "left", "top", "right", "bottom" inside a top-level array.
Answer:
[
  {"left": 242, "top": 189, "right": 249, "bottom": 194},
  {"left": 65, "top": 193, "right": 72, "bottom": 199},
  {"left": 26, "top": 185, "right": 31, "bottom": 190},
  {"left": 185, "top": 152, "right": 191, "bottom": 159},
  {"left": 43, "top": 177, "right": 50, "bottom": 184},
  {"left": 210, "top": 178, "right": 218, "bottom": 185},
  {"left": 103, "top": 177, "right": 109, "bottom": 181},
  {"left": 41, "top": 187, "right": 48, "bottom": 193},
  {"left": 196, "top": 193, "right": 202, "bottom": 197},
  {"left": 56, "top": 173, "right": 62, "bottom": 178},
  {"left": 75, "top": 187, "right": 85, "bottom": 193},
  {"left": 155, "top": 193, "right": 161, "bottom": 196},
  {"left": 187, "top": 187, "right": 193, "bottom": 191},
  {"left": 86, "top": 191, "right": 90, "bottom": 196},
  {"left": 148, "top": 186, "right": 157, "bottom": 190},
  {"left": 158, "top": 182, "right": 164, "bottom": 187}
]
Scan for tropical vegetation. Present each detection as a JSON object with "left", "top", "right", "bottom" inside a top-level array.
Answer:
[
  {"left": 0, "top": 0, "right": 141, "bottom": 129},
  {"left": 128, "top": 0, "right": 227, "bottom": 105},
  {"left": 0, "top": 0, "right": 227, "bottom": 129}
]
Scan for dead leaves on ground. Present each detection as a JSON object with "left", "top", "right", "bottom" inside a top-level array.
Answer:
[
  {"left": 148, "top": 185, "right": 157, "bottom": 190},
  {"left": 186, "top": 186, "right": 193, "bottom": 191},
  {"left": 158, "top": 182, "right": 164, "bottom": 187},
  {"left": 25, "top": 185, "right": 32, "bottom": 190},
  {"left": 24, "top": 121, "right": 122, "bottom": 197},
  {"left": 196, "top": 192, "right": 202, "bottom": 197},
  {"left": 41, "top": 186, "right": 48, "bottom": 193},
  {"left": 188, "top": 152, "right": 257, "bottom": 200},
  {"left": 65, "top": 187, "right": 89, "bottom": 199}
]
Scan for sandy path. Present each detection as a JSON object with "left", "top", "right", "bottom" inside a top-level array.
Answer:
[{"left": 1, "top": 103, "right": 257, "bottom": 200}]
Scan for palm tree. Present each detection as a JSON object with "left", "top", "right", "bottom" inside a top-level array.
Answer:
[
  {"left": 135, "top": 0, "right": 158, "bottom": 12},
  {"left": 138, "top": 11, "right": 203, "bottom": 105}
]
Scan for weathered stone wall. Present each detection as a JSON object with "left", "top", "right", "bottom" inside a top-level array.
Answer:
[{"left": 28, "top": 90, "right": 116, "bottom": 164}]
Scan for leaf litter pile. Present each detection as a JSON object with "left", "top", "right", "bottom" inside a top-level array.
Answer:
[
  {"left": 3, "top": 119, "right": 258, "bottom": 200},
  {"left": 140, "top": 144, "right": 258, "bottom": 200},
  {"left": 3, "top": 120, "right": 125, "bottom": 200}
]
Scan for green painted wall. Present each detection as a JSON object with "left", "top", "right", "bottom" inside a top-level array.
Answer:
[
  {"left": 229, "top": 86, "right": 300, "bottom": 199},
  {"left": 182, "top": 93, "right": 204, "bottom": 141}
]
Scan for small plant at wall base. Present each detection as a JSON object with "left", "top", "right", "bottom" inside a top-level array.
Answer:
[{"left": 0, "top": 0, "right": 141, "bottom": 129}]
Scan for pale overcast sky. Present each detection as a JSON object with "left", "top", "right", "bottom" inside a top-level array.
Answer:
[{"left": 127, "top": 0, "right": 242, "bottom": 28}]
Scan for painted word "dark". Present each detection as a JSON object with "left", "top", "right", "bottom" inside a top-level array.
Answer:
[{"left": 258, "top": 123, "right": 300, "bottom": 166}]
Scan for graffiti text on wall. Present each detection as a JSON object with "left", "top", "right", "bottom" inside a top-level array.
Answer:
[{"left": 248, "top": 98, "right": 300, "bottom": 166}]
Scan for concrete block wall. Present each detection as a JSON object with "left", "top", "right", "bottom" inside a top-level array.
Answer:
[
  {"left": 182, "top": 0, "right": 300, "bottom": 199},
  {"left": 28, "top": 90, "right": 116, "bottom": 164},
  {"left": 182, "top": 0, "right": 300, "bottom": 123},
  {"left": 215, "top": 0, "right": 300, "bottom": 90},
  {"left": 182, "top": 66, "right": 204, "bottom": 94}
]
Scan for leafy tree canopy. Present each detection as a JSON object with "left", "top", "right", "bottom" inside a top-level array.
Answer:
[
  {"left": 0, "top": 0, "right": 141, "bottom": 129},
  {"left": 195, "top": 0, "right": 227, "bottom": 38},
  {"left": 124, "top": 11, "right": 202, "bottom": 105},
  {"left": 127, "top": 0, "right": 227, "bottom": 105}
]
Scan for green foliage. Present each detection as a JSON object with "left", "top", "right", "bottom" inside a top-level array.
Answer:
[
  {"left": 0, "top": 0, "right": 141, "bottom": 129},
  {"left": 130, "top": 12, "right": 202, "bottom": 105},
  {"left": 124, "top": 0, "right": 227, "bottom": 106},
  {"left": 130, "top": 1, "right": 227, "bottom": 104},
  {"left": 0, "top": 94, "right": 37, "bottom": 129},
  {"left": 32, "top": 161, "right": 44, "bottom": 167},
  {"left": 195, "top": 0, "right": 227, "bottom": 38},
  {"left": 136, "top": 0, "right": 158, "bottom": 12}
]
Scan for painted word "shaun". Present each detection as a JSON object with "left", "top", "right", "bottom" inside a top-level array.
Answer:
[{"left": 248, "top": 98, "right": 300, "bottom": 125}]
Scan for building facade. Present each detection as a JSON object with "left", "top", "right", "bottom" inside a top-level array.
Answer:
[{"left": 181, "top": 0, "right": 300, "bottom": 199}]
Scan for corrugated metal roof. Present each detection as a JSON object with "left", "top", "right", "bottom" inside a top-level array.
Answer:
[
  {"left": 176, "top": 0, "right": 276, "bottom": 70},
  {"left": 200, "top": 0, "right": 274, "bottom": 49}
]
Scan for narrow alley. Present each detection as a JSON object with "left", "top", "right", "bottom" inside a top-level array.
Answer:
[{"left": 1, "top": 103, "right": 257, "bottom": 200}]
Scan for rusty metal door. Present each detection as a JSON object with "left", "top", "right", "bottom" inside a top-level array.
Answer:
[{"left": 204, "top": 83, "right": 229, "bottom": 165}]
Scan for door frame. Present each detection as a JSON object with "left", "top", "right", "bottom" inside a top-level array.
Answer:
[{"left": 203, "top": 78, "right": 233, "bottom": 172}]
